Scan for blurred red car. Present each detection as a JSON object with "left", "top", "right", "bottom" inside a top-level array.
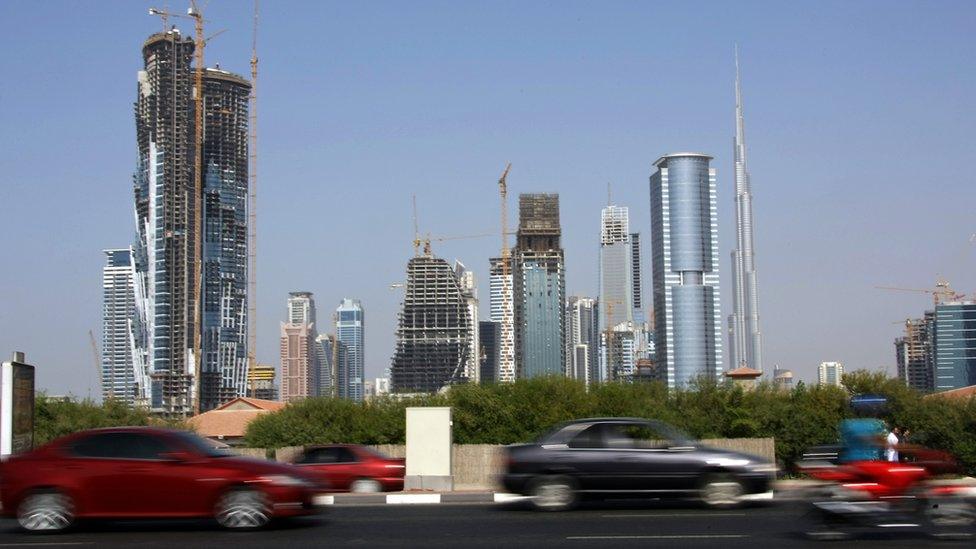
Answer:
[
  {"left": 0, "top": 427, "right": 326, "bottom": 532},
  {"left": 292, "top": 445, "right": 405, "bottom": 493}
]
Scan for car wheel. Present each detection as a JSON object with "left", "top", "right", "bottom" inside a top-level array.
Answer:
[
  {"left": 529, "top": 475, "right": 577, "bottom": 512},
  {"left": 700, "top": 474, "right": 745, "bottom": 508},
  {"left": 350, "top": 479, "right": 383, "bottom": 493},
  {"left": 17, "top": 490, "right": 75, "bottom": 532},
  {"left": 215, "top": 488, "right": 271, "bottom": 529}
]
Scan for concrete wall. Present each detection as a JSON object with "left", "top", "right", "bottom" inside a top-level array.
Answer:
[{"left": 244, "top": 438, "right": 775, "bottom": 490}]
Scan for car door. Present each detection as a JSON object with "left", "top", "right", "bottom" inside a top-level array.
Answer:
[
  {"left": 564, "top": 423, "right": 618, "bottom": 491},
  {"left": 623, "top": 422, "right": 698, "bottom": 492},
  {"left": 297, "top": 447, "right": 347, "bottom": 490},
  {"left": 68, "top": 432, "right": 164, "bottom": 516}
]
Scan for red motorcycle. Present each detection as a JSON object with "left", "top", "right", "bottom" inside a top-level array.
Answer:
[{"left": 802, "top": 448, "right": 976, "bottom": 541}]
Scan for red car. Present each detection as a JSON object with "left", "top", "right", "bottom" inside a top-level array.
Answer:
[
  {"left": 292, "top": 445, "right": 405, "bottom": 493},
  {"left": 0, "top": 427, "right": 325, "bottom": 532}
]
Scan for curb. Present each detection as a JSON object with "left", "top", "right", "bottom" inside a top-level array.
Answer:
[{"left": 314, "top": 492, "right": 529, "bottom": 506}]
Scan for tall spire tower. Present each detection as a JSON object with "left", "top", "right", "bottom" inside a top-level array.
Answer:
[{"left": 728, "top": 45, "right": 764, "bottom": 372}]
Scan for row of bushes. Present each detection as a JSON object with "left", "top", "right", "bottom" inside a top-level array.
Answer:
[{"left": 244, "top": 371, "right": 976, "bottom": 473}]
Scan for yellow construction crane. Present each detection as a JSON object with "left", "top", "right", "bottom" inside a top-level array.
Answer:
[
  {"left": 149, "top": 1, "right": 227, "bottom": 415},
  {"left": 247, "top": 0, "right": 260, "bottom": 391},
  {"left": 876, "top": 278, "right": 964, "bottom": 307}
]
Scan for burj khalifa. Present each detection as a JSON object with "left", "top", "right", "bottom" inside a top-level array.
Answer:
[{"left": 728, "top": 48, "right": 764, "bottom": 372}]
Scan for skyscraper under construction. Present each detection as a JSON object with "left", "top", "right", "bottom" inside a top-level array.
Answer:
[
  {"left": 131, "top": 28, "right": 251, "bottom": 415},
  {"left": 391, "top": 248, "right": 475, "bottom": 393},
  {"left": 513, "top": 194, "right": 565, "bottom": 378}
]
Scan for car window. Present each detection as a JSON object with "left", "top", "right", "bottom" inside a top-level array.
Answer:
[
  {"left": 302, "top": 447, "right": 342, "bottom": 464},
  {"left": 336, "top": 447, "right": 359, "bottom": 463},
  {"left": 71, "top": 432, "right": 173, "bottom": 460},
  {"left": 613, "top": 424, "right": 675, "bottom": 450},
  {"left": 567, "top": 424, "right": 605, "bottom": 449}
]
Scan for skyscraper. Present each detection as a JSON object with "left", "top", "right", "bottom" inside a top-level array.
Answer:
[
  {"left": 931, "top": 301, "right": 976, "bottom": 391},
  {"left": 565, "top": 296, "right": 599, "bottom": 384},
  {"left": 818, "top": 361, "right": 844, "bottom": 387},
  {"left": 455, "top": 261, "right": 481, "bottom": 383},
  {"left": 630, "top": 232, "right": 645, "bottom": 325},
  {"left": 101, "top": 248, "right": 141, "bottom": 404},
  {"left": 131, "top": 28, "right": 251, "bottom": 414},
  {"left": 391, "top": 252, "right": 474, "bottom": 393},
  {"left": 489, "top": 256, "right": 516, "bottom": 382},
  {"left": 479, "top": 321, "right": 500, "bottom": 384},
  {"left": 600, "top": 205, "right": 633, "bottom": 330},
  {"left": 132, "top": 29, "right": 197, "bottom": 414},
  {"left": 649, "top": 153, "right": 724, "bottom": 388},
  {"left": 199, "top": 67, "right": 251, "bottom": 412},
  {"left": 513, "top": 194, "right": 566, "bottom": 378},
  {"left": 246, "top": 363, "right": 278, "bottom": 401},
  {"left": 895, "top": 317, "right": 933, "bottom": 392},
  {"left": 315, "top": 333, "right": 344, "bottom": 398},
  {"left": 336, "top": 299, "right": 365, "bottom": 401},
  {"left": 280, "top": 292, "right": 317, "bottom": 402},
  {"left": 728, "top": 49, "right": 764, "bottom": 374}
]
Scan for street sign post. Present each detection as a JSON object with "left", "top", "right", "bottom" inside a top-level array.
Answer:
[{"left": 1, "top": 351, "right": 35, "bottom": 457}]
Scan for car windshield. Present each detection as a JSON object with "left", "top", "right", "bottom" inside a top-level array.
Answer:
[{"left": 172, "top": 431, "right": 235, "bottom": 457}]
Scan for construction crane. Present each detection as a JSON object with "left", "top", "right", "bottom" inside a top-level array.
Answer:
[
  {"left": 89, "top": 330, "right": 106, "bottom": 399},
  {"left": 496, "top": 163, "right": 514, "bottom": 381},
  {"left": 247, "top": 0, "right": 260, "bottom": 395},
  {"left": 411, "top": 194, "right": 496, "bottom": 254},
  {"left": 876, "top": 278, "right": 965, "bottom": 307}
]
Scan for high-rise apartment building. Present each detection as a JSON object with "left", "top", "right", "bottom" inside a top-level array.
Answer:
[
  {"left": 479, "top": 321, "right": 500, "bottom": 384},
  {"left": 728, "top": 50, "right": 765, "bottom": 374},
  {"left": 649, "top": 153, "right": 723, "bottom": 388},
  {"left": 131, "top": 29, "right": 251, "bottom": 414},
  {"left": 932, "top": 301, "right": 976, "bottom": 391},
  {"left": 455, "top": 262, "right": 480, "bottom": 383},
  {"left": 336, "top": 299, "right": 365, "bottom": 401},
  {"left": 565, "top": 296, "right": 599, "bottom": 384},
  {"left": 895, "top": 316, "right": 933, "bottom": 392},
  {"left": 391, "top": 253, "right": 475, "bottom": 393},
  {"left": 818, "top": 361, "right": 844, "bottom": 387},
  {"left": 513, "top": 194, "right": 565, "bottom": 378},
  {"left": 101, "top": 248, "right": 141, "bottom": 404},
  {"left": 489, "top": 257, "right": 516, "bottom": 382},
  {"left": 280, "top": 292, "right": 317, "bottom": 402}
]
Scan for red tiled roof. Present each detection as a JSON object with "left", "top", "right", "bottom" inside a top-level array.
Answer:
[
  {"left": 187, "top": 397, "right": 285, "bottom": 438},
  {"left": 725, "top": 366, "right": 762, "bottom": 378},
  {"left": 925, "top": 385, "right": 976, "bottom": 400}
]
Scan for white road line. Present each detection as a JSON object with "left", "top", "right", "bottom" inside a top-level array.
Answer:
[
  {"left": 567, "top": 534, "right": 748, "bottom": 540},
  {"left": 0, "top": 541, "right": 95, "bottom": 547},
  {"left": 386, "top": 493, "right": 441, "bottom": 504},
  {"left": 312, "top": 494, "right": 335, "bottom": 505},
  {"left": 600, "top": 513, "right": 747, "bottom": 518},
  {"left": 493, "top": 493, "right": 531, "bottom": 503}
]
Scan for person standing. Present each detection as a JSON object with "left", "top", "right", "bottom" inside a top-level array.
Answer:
[{"left": 886, "top": 427, "right": 901, "bottom": 462}]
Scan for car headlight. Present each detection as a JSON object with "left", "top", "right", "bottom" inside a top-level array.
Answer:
[{"left": 259, "top": 474, "right": 310, "bottom": 487}]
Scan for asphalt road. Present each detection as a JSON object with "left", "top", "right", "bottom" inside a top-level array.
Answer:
[{"left": 0, "top": 500, "right": 972, "bottom": 548}]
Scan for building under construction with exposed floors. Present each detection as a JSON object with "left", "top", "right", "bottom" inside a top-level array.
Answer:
[
  {"left": 130, "top": 29, "right": 251, "bottom": 415},
  {"left": 391, "top": 248, "right": 475, "bottom": 393}
]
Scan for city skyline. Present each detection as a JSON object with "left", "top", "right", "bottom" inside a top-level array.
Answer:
[{"left": 2, "top": 1, "right": 974, "bottom": 396}]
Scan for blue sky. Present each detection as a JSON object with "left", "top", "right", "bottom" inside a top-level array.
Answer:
[{"left": 1, "top": 1, "right": 973, "bottom": 396}]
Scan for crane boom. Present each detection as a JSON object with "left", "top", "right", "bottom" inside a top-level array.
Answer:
[{"left": 247, "top": 0, "right": 260, "bottom": 385}]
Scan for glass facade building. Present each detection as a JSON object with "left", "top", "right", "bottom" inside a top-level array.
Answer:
[
  {"left": 649, "top": 153, "right": 723, "bottom": 388},
  {"left": 336, "top": 299, "right": 365, "bottom": 401},
  {"left": 932, "top": 302, "right": 976, "bottom": 391},
  {"left": 102, "top": 248, "right": 141, "bottom": 404}
]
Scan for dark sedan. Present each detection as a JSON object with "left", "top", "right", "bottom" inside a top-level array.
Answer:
[{"left": 502, "top": 417, "right": 776, "bottom": 510}]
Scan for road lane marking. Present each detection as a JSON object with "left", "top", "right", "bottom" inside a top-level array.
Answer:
[
  {"left": 0, "top": 541, "right": 95, "bottom": 547},
  {"left": 386, "top": 493, "right": 441, "bottom": 504},
  {"left": 567, "top": 535, "right": 748, "bottom": 540},
  {"left": 494, "top": 493, "right": 531, "bottom": 503},
  {"left": 600, "top": 513, "right": 747, "bottom": 518}
]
